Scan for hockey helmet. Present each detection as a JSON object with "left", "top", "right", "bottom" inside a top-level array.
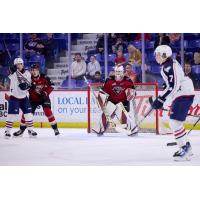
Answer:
[
  {"left": 14, "top": 57, "right": 24, "bottom": 65},
  {"left": 154, "top": 45, "right": 172, "bottom": 59},
  {"left": 31, "top": 64, "right": 39, "bottom": 70}
]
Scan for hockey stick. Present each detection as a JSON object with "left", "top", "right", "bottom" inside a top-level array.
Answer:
[
  {"left": 149, "top": 97, "right": 199, "bottom": 118},
  {"left": 16, "top": 70, "right": 31, "bottom": 86},
  {"left": 128, "top": 106, "right": 154, "bottom": 136}
]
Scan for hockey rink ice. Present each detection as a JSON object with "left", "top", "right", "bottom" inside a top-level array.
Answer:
[{"left": 0, "top": 128, "right": 200, "bottom": 166}]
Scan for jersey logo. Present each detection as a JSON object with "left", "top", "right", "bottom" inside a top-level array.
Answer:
[
  {"left": 164, "top": 66, "right": 171, "bottom": 73},
  {"left": 113, "top": 86, "right": 123, "bottom": 95}
]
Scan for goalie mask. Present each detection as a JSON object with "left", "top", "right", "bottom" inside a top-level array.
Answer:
[
  {"left": 154, "top": 45, "right": 172, "bottom": 64},
  {"left": 114, "top": 65, "right": 124, "bottom": 81}
]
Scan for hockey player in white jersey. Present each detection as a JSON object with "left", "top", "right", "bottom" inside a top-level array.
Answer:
[
  {"left": 152, "top": 45, "right": 195, "bottom": 161},
  {"left": 3, "top": 57, "right": 37, "bottom": 139}
]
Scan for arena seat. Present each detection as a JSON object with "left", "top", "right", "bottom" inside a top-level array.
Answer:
[
  {"left": 7, "top": 43, "right": 20, "bottom": 51},
  {"left": 145, "top": 41, "right": 155, "bottom": 49},
  {"left": 150, "top": 65, "right": 160, "bottom": 74},
  {"left": 108, "top": 54, "right": 116, "bottom": 62},
  {"left": 188, "top": 40, "right": 200, "bottom": 49}
]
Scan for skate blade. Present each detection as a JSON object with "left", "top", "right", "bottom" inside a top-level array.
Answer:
[
  {"left": 13, "top": 135, "right": 23, "bottom": 138},
  {"left": 4, "top": 135, "right": 11, "bottom": 139},
  {"left": 29, "top": 135, "right": 37, "bottom": 138},
  {"left": 174, "top": 156, "right": 191, "bottom": 162}
]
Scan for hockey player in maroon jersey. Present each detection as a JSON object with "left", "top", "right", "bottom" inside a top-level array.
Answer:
[
  {"left": 92, "top": 65, "right": 138, "bottom": 136},
  {"left": 13, "top": 64, "right": 60, "bottom": 137}
]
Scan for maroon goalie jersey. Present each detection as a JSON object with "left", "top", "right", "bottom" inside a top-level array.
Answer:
[
  {"left": 103, "top": 76, "right": 134, "bottom": 104},
  {"left": 29, "top": 74, "right": 54, "bottom": 102}
]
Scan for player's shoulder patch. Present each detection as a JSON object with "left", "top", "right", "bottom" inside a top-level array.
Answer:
[
  {"left": 163, "top": 58, "right": 173, "bottom": 73},
  {"left": 164, "top": 65, "right": 172, "bottom": 73}
]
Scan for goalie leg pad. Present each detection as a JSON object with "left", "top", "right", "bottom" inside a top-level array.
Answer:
[
  {"left": 92, "top": 113, "right": 108, "bottom": 135},
  {"left": 116, "top": 102, "right": 138, "bottom": 135},
  {"left": 103, "top": 101, "right": 117, "bottom": 117},
  {"left": 96, "top": 90, "right": 109, "bottom": 109}
]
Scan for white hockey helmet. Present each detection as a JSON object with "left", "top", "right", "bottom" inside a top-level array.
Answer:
[
  {"left": 14, "top": 57, "right": 24, "bottom": 65},
  {"left": 154, "top": 45, "right": 172, "bottom": 59},
  {"left": 114, "top": 65, "right": 124, "bottom": 81}
]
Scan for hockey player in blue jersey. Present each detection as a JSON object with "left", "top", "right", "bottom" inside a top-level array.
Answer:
[
  {"left": 152, "top": 45, "right": 195, "bottom": 161},
  {"left": 3, "top": 58, "right": 37, "bottom": 139}
]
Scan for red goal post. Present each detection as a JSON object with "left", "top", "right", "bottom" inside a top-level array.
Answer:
[{"left": 87, "top": 82, "right": 160, "bottom": 134}]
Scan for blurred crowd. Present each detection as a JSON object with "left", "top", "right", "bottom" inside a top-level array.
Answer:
[{"left": 0, "top": 33, "right": 200, "bottom": 90}]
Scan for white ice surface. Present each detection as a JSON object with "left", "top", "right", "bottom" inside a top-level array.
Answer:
[{"left": 0, "top": 128, "right": 200, "bottom": 166}]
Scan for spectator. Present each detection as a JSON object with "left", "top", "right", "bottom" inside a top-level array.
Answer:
[
  {"left": 137, "top": 33, "right": 151, "bottom": 41},
  {"left": 96, "top": 34, "right": 104, "bottom": 54},
  {"left": 154, "top": 33, "right": 170, "bottom": 49},
  {"left": 0, "top": 48, "right": 7, "bottom": 66},
  {"left": 114, "top": 50, "right": 126, "bottom": 65},
  {"left": 42, "top": 33, "right": 57, "bottom": 69},
  {"left": 87, "top": 55, "right": 101, "bottom": 79},
  {"left": 194, "top": 49, "right": 200, "bottom": 65},
  {"left": 169, "top": 33, "right": 181, "bottom": 44},
  {"left": 24, "top": 33, "right": 44, "bottom": 55},
  {"left": 112, "top": 37, "right": 126, "bottom": 53},
  {"left": 71, "top": 53, "right": 87, "bottom": 86},
  {"left": 0, "top": 79, "right": 6, "bottom": 90},
  {"left": 184, "top": 61, "right": 200, "bottom": 89},
  {"left": 124, "top": 63, "right": 139, "bottom": 83},
  {"left": 92, "top": 71, "right": 104, "bottom": 83},
  {"left": 128, "top": 44, "right": 142, "bottom": 66}
]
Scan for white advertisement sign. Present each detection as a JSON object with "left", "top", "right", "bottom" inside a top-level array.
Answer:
[{"left": 0, "top": 90, "right": 200, "bottom": 127}]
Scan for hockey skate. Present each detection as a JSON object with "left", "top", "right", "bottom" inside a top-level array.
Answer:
[
  {"left": 13, "top": 130, "right": 24, "bottom": 137},
  {"left": 4, "top": 131, "right": 11, "bottom": 139},
  {"left": 54, "top": 129, "right": 60, "bottom": 136},
  {"left": 127, "top": 126, "right": 139, "bottom": 137},
  {"left": 28, "top": 130, "right": 37, "bottom": 138},
  {"left": 173, "top": 142, "right": 193, "bottom": 161},
  {"left": 92, "top": 128, "right": 104, "bottom": 137}
]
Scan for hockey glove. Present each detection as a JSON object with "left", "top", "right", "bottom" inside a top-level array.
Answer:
[
  {"left": 151, "top": 96, "right": 165, "bottom": 110},
  {"left": 9, "top": 65, "right": 17, "bottom": 74},
  {"left": 18, "top": 82, "right": 30, "bottom": 90},
  {"left": 30, "top": 83, "right": 36, "bottom": 90},
  {"left": 40, "top": 91, "right": 48, "bottom": 101}
]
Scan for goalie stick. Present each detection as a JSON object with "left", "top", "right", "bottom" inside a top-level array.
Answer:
[{"left": 128, "top": 106, "right": 154, "bottom": 136}]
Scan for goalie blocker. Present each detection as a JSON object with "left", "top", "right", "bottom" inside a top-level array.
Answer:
[{"left": 92, "top": 65, "right": 138, "bottom": 136}]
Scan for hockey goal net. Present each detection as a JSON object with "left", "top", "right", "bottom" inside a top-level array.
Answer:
[{"left": 87, "top": 82, "right": 170, "bottom": 134}]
